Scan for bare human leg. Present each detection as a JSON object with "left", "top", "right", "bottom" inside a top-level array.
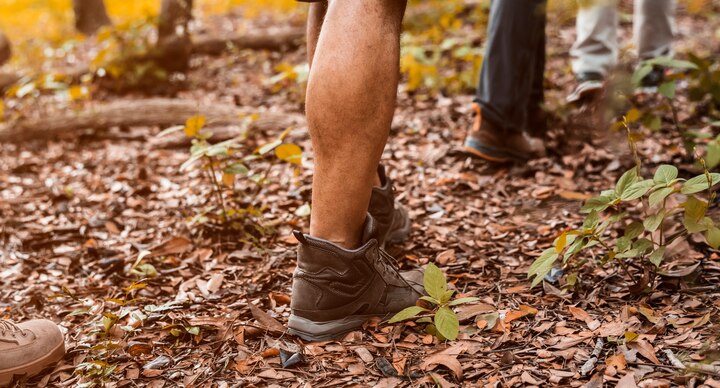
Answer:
[
  {"left": 307, "top": 1, "right": 385, "bottom": 194},
  {"left": 305, "top": 0, "right": 407, "bottom": 248}
]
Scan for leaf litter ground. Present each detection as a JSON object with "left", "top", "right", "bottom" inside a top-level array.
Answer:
[{"left": 1, "top": 6, "right": 720, "bottom": 388}]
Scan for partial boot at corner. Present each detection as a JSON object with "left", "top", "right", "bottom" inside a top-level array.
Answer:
[
  {"left": 463, "top": 103, "right": 546, "bottom": 163},
  {"left": 369, "top": 165, "right": 411, "bottom": 247},
  {"left": 0, "top": 319, "right": 65, "bottom": 387},
  {"left": 288, "top": 215, "right": 422, "bottom": 342}
]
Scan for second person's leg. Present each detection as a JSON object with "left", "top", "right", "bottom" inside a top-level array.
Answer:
[
  {"left": 634, "top": 0, "right": 675, "bottom": 87},
  {"left": 464, "top": 0, "right": 546, "bottom": 162},
  {"left": 567, "top": 0, "right": 618, "bottom": 103}
]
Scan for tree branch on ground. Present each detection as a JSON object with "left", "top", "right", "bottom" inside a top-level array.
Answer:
[{"left": 0, "top": 99, "right": 305, "bottom": 143}]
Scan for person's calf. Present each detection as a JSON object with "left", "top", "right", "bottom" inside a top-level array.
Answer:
[{"left": 304, "top": 0, "right": 407, "bottom": 248}]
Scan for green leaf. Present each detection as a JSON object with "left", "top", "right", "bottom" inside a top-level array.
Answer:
[
  {"left": 706, "top": 142, "right": 720, "bottom": 169},
  {"left": 389, "top": 305, "right": 427, "bottom": 323},
  {"left": 648, "top": 115, "right": 662, "bottom": 131},
  {"left": 294, "top": 203, "right": 311, "bottom": 218},
  {"left": 616, "top": 236, "right": 632, "bottom": 253},
  {"left": 615, "top": 168, "right": 638, "bottom": 196},
  {"left": 420, "top": 295, "right": 440, "bottom": 305},
  {"left": 632, "top": 64, "right": 653, "bottom": 86},
  {"left": 448, "top": 297, "right": 480, "bottom": 306},
  {"left": 528, "top": 248, "right": 559, "bottom": 288},
  {"left": 424, "top": 263, "right": 447, "bottom": 301},
  {"left": 643, "top": 209, "right": 667, "bottom": 232},
  {"left": 256, "top": 139, "right": 282, "bottom": 155},
  {"left": 615, "top": 238, "right": 653, "bottom": 259},
  {"left": 681, "top": 173, "right": 720, "bottom": 194},
  {"left": 581, "top": 195, "right": 615, "bottom": 213},
  {"left": 645, "top": 56, "right": 699, "bottom": 70},
  {"left": 440, "top": 289, "right": 455, "bottom": 304},
  {"left": 565, "top": 237, "right": 588, "bottom": 258},
  {"left": 706, "top": 226, "right": 720, "bottom": 250},
  {"left": 658, "top": 81, "right": 676, "bottom": 99},
  {"left": 185, "top": 325, "right": 200, "bottom": 335},
  {"left": 131, "top": 263, "right": 158, "bottom": 278},
  {"left": 649, "top": 247, "right": 666, "bottom": 267},
  {"left": 648, "top": 187, "right": 675, "bottom": 207},
  {"left": 621, "top": 179, "right": 654, "bottom": 201},
  {"left": 653, "top": 165, "right": 679, "bottom": 185},
  {"left": 434, "top": 306, "right": 459, "bottom": 340},
  {"left": 582, "top": 210, "right": 600, "bottom": 230},
  {"left": 624, "top": 221, "right": 644, "bottom": 239},
  {"left": 684, "top": 196, "right": 708, "bottom": 224},
  {"left": 223, "top": 163, "right": 248, "bottom": 175}
]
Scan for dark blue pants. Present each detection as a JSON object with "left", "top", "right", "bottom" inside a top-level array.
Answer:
[{"left": 476, "top": 0, "right": 547, "bottom": 133}]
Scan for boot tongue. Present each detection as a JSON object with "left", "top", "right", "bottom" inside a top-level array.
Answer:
[{"left": 361, "top": 214, "right": 380, "bottom": 245}]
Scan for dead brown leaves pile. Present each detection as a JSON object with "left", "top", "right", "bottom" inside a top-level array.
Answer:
[{"left": 1, "top": 6, "right": 720, "bottom": 388}]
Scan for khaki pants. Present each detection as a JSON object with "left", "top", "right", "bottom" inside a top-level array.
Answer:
[{"left": 571, "top": 0, "right": 675, "bottom": 76}]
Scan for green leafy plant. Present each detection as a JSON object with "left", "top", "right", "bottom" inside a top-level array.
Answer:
[
  {"left": 624, "top": 56, "right": 699, "bottom": 132},
  {"left": 157, "top": 114, "right": 302, "bottom": 239},
  {"left": 529, "top": 123, "right": 720, "bottom": 291},
  {"left": 389, "top": 263, "right": 478, "bottom": 340},
  {"left": 91, "top": 20, "right": 170, "bottom": 91}
]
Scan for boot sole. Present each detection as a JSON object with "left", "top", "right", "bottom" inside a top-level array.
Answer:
[
  {"left": 288, "top": 314, "right": 385, "bottom": 342},
  {"left": 463, "top": 138, "right": 526, "bottom": 163},
  {"left": 0, "top": 340, "right": 65, "bottom": 386}
]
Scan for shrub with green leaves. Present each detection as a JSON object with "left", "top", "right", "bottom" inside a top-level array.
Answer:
[
  {"left": 157, "top": 115, "right": 302, "bottom": 233},
  {"left": 529, "top": 163, "right": 720, "bottom": 290},
  {"left": 389, "top": 263, "right": 478, "bottom": 340}
]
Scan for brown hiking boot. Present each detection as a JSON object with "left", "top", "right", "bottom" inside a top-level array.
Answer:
[
  {"left": 0, "top": 319, "right": 65, "bottom": 386},
  {"left": 288, "top": 215, "right": 423, "bottom": 341},
  {"left": 463, "top": 103, "right": 546, "bottom": 162},
  {"left": 369, "top": 165, "right": 411, "bottom": 247}
]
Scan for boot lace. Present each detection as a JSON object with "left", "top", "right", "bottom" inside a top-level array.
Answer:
[
  {"left": 0, "top": 320, "right": 27, "bottom": 339},
  {"left": 377, "top": 249, "right": 417, "bottom": 290}
]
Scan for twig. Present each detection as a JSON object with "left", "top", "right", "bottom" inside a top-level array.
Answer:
[
  {"left": 686, "top": 362, "right": 720, "bottom": 376},
  {"left": 580, "top": 338, "right": 604, "bottom": 376},
  {"left": 663, "top": 349, "right": 685, "bottom": 369}
]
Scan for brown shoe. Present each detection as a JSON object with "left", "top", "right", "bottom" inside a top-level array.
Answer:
[
  {"left": 288, "top": 216, "right": 422, "bottom": 341},
  {"left": 0, "top": 319, "right": 65, "bottom": 386},
  {"left": 369, "top": 165, "right": 411, "bottom": 247},
  {"left": 463, "top": 103, "right": 545, "bottom": 162}
]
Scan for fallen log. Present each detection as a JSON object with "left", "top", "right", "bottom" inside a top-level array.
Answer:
[
  {"left": 191, "top": 27, "right": 305, "bottom": 55},
  {"left": 0, "top": 98, "right": 305, "bottom": 143},
  {"left": 0, "top": 28, "right": 305, "bottom": 93}
]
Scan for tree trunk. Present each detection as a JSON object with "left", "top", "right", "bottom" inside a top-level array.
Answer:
[
  {"left": 73, "top": 0, "right": 112, "bottom": 35},
  {"left": 157, "top": 0, "right": 194, "bottom": 72},
  {"left": 0, "top": 98, "right": 305, "bottom": 143},
  {"left": 0, "top": 31, "right": 11, "bottom": 66}
]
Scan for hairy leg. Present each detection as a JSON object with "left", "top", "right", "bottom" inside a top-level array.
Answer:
[
  {"left": 306, "top": 0, "right": 407, "bottom": 248},
  {"left": 306, "top": 0, "right": 383, "bottom": 187}
]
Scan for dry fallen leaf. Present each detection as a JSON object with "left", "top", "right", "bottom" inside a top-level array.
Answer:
[
  {"left": 149, "top": 236, "right": 193, "bottom": 257},
  {"left": 628, "top": 339, "right": 660, "bottom": 365},
  {"left": 248, "top": 302, "right": 286, "bottom": 334},
  {"left": 616, "top": 372, "right": 638, "bottom": 388},
  {"left": 606, "top": 353, "right": 627, "bottom": 371},
  {"left": 421, "top": 354, "right": 463, "bottom": 381}
]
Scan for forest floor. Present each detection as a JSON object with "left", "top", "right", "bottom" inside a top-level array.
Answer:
[{"left": 2, "top": 5, "right": 720, "bottom": 388}]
